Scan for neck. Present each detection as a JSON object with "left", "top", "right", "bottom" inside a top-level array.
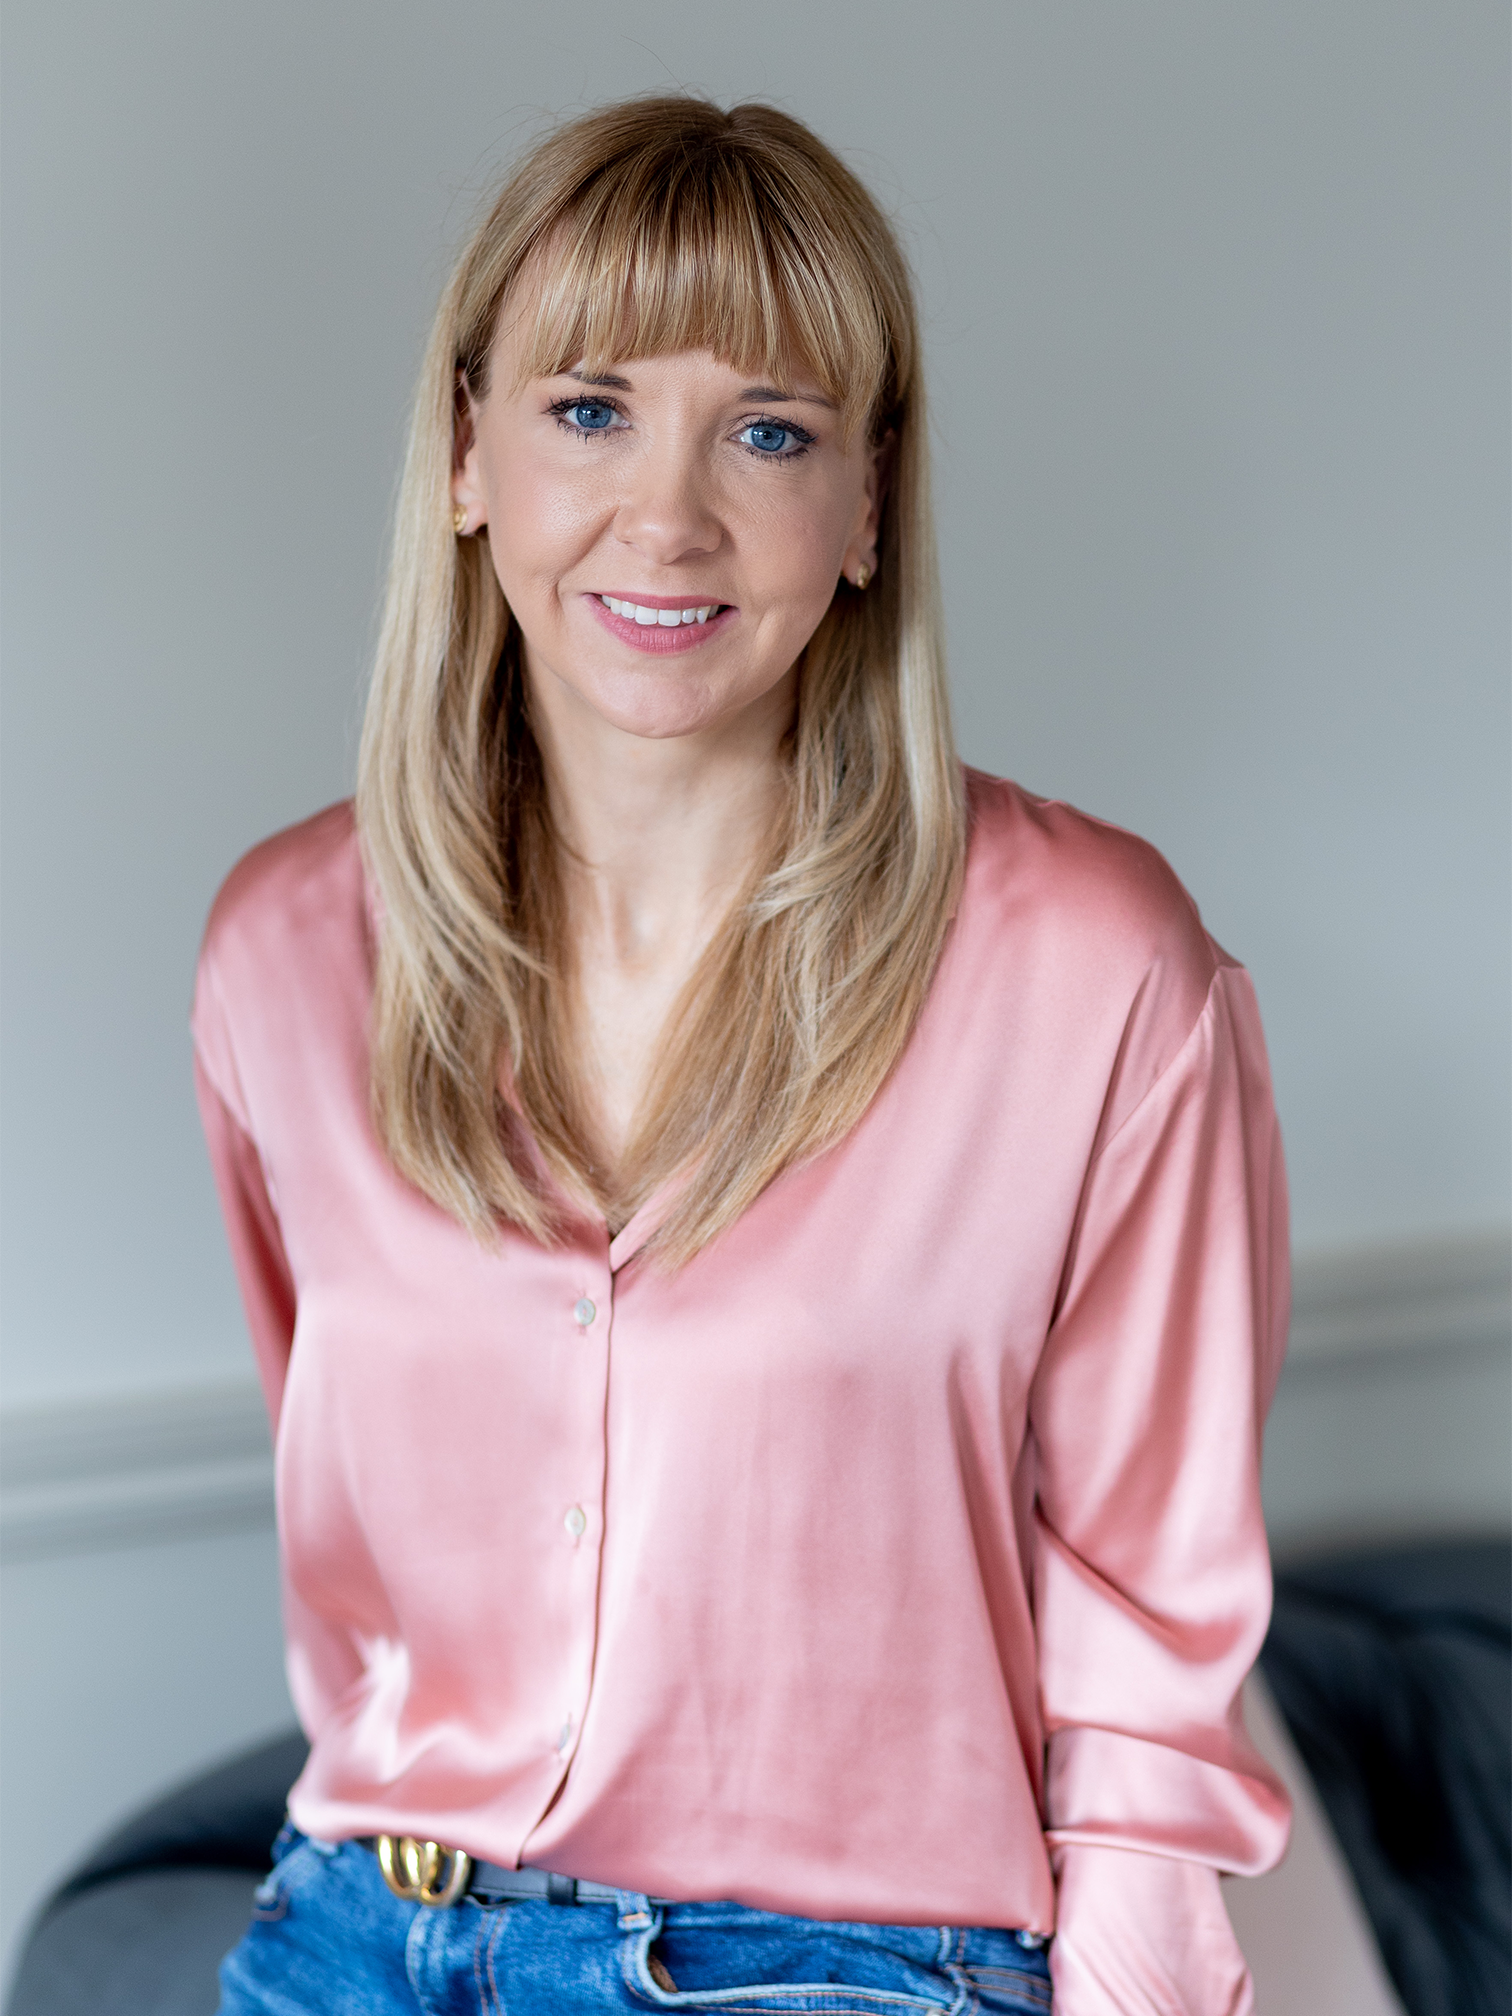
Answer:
[
  {"left": 526, "top": 664, "right": 793, "bottom": 971},
  {"left": 522, "top": 651, "right": 793, "bottom": 1179}
]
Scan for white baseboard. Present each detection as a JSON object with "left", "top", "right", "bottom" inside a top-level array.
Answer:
[{"left": 2, "top": 1228, "right": 1506, "bottom": 1561}]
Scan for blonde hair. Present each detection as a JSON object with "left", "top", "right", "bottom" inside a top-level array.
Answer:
[{"left": 357, "top": 95, "right": 964, "bottom": 1265}]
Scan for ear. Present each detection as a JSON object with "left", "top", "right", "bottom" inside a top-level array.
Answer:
[
  {"left": 843, "top": 427, "right": 893, "bottom": 586},
  {"left": 451, "top": 371, "right": 488, "bottom": 532}
]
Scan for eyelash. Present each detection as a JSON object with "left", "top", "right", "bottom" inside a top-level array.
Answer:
[{"left": 544, "top": 395, "right": 816, "bottom": 461}]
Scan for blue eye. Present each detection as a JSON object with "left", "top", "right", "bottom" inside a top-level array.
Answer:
[
  {"left": 740, "top": 421, "right": 794, "bottom": 455},
  {"left": 567, "top": 400, "right": 616, "bottom": 431}
]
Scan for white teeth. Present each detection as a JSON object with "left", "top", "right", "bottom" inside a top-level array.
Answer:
[{"left": 601, "top": 596, "right": 719, "bottom": 626}]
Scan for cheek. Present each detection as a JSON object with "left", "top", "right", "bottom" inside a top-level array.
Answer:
[
  {"left": 481, "top": 446, "right": 604, "bottom": 591},
  {"left": 746, "top": 488, "right": 855, "bottom": 618}
]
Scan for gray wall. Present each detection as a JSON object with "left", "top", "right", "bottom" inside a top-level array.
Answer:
[
  {"left": 4, "top": 0, "right": 1507, "bottom": 1410},
  {"left": 2, "top": 0, "right": 1507, "bottom": 1994}
]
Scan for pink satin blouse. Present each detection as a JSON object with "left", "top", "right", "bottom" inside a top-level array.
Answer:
[{"left": 192, "top": 771, "right": 1291, "bottom": 2014}]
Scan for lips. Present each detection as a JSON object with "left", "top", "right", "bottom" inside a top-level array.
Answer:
[{"left": 587, "top": 592, "right": 736, "bottom": 654}]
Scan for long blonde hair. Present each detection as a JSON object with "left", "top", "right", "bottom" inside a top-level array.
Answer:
[{"left": 357, "top": 96, "right": 964, "bottom": 1265}]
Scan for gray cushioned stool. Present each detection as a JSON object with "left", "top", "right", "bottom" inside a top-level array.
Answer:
[{"left": 8, "top": 1732, "right": 307, "bottom": 2016}]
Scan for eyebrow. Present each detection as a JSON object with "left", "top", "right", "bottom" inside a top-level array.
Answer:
[
  {"left": 565, "top": 369, "right": 835, "bottom": 410},
  {"left": 741, "top": 384, "right": 837, "bottom": 409}
]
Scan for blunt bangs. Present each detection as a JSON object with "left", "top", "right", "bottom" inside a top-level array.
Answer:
[{"left": 479, "top": 123, "right": 901, "bottom": 443}]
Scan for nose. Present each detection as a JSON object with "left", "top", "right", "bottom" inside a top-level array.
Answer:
[{"left": 611, "top": 432, "right": 722, "bottom": 567}]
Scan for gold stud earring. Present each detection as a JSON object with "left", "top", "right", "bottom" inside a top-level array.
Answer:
[
  {"left": 452, "top": 506, "right": 468, "bottom": 535},
  {"left": 855, "top": 563, "right": 871, "bottom": 592}
]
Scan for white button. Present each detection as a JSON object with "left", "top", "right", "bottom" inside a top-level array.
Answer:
[
  {"left": 556, "top": 1715, "right": 574, "bottom": 1753},
  {"left": 574, "top": 1297, "right": 596, "bottom": 1328},
  {"left": 564, "top": 1505, "right": 587, "bottom": 1540}
]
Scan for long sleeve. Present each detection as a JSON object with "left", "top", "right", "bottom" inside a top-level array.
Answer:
[
  {"left": 1029, "top": 956, "right": 1292, "bottom": 2015},
  {"left": 191, "top": 992, "right": 296, "bottom": 1430}
]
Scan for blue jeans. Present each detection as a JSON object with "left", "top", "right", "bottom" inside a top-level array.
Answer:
[{"left": 217, "top": 1826, "right": 1053, "bottom": 2014}]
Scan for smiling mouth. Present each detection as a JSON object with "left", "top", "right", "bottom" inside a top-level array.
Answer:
[{"left": 597, "top": 595, "right": 727, "bottom": 628}]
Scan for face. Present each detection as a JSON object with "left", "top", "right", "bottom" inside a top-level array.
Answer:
[{"left": 452, "top": 286, "right": 883, "bottom": 747}]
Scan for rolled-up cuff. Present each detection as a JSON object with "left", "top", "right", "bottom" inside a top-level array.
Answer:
[
  {"left": 1050, "top": 1844, "right": 1254, "bottom": 2016},
  {"left": 1045, "top": 1724, "right": 1291, "bottom": 1876}
]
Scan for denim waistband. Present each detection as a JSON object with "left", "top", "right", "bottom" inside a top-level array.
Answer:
[{"left": 294, "top": 1828, "right": 1053, "bottom": 1971}]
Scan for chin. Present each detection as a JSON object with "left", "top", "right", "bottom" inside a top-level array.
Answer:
[{"left": 577, "top": 666, "right": 767, "bottom": 742}]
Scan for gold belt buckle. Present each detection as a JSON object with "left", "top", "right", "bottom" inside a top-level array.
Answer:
[{"left": 376, "top": 1833, "right": 473, "bottom": 1908}]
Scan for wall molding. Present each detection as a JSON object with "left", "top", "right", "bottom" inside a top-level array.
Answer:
[
  {"left": 1286, "top": 1226, "right": 1510, "bottom": 1367},
  {"left": 1, "top": 1381, "right": 273, "bottom": 1561},
  {"left": 3, "top": 1228, "right": 1507, "bottom": 1561}
]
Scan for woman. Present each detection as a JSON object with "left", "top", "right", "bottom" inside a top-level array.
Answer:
[{"left": 196, "top": 96, "right": 1290, "bottom": 2016}]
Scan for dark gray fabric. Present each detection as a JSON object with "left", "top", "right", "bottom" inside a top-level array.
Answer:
[
  {"left": 7, "top": 1871, "right": 258, "bottom": 2016},
  {"left": 55, "top": 1733, "right": 308, "bottom": 1898},
  {"left": 7, "top": 1731, "right": 306, "bottom": 2016},
  {"left": 1261, "top": 1537, "right": 1512, "bottom": 2016}
]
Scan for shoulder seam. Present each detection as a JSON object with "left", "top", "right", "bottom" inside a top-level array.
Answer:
[{"left": 1086, "top": 959, "right": 1237, "bottom": 1172}]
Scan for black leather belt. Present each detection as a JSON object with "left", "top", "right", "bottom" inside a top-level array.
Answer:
[
  {"left": 360, "top": 1835, "right": 650, "bottom": 1908},
  {"left": 447, "top": 1861, "right": 625, "bottom": 1905}
]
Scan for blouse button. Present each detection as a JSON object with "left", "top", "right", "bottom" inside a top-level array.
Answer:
[
  {"left": 564, "top": 1505, "right": 587, "bottom": 1540},
  {"left": 573, "top": 1297, "right": 597, "bottom": 1328}
]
